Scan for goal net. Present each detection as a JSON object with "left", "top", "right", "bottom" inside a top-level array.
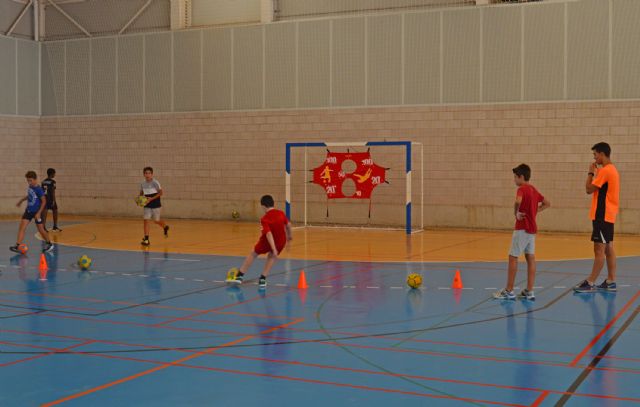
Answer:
[{"left": 286, "top": 141, "right": 423, "bottom": 234}]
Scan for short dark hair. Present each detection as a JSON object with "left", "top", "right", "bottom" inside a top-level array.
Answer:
[
  {"left": 512, "top": 164, "right": 531, "bottom": 181},
  {"left": 47, "top": 168, "right": 55, "bottom": 177},
  {"left": 591, "top": 142, "right": 611, "bottom": 157},
  {"left": 143, "top": 167, "right": 153, "bottom": 173},
  {"left": 260, "top": 195, "right": 275, "bottom": 208},
  {"left": 25, "top": 170, "right": 37, "bottom": 179}
]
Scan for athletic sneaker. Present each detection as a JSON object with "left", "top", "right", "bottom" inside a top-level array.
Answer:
[
  {"left": 493, "top": 289, "right": 516, "bottom": 300},
  {"left": 52, "top": 226, "right": 62, "bottom": 232},
  {"left": 9, "top": 245, "right": 20, "bottom": 253},
  {"left": 596, "top": 280, "right": 617, "bottom": 292},
  {"left": 164, "top": 225, "right": 169, "bottom": 237},
  {"left": 141, "top": 237, "right": 150, "bottom": 246},
  {"left": 43, "top": 242, "right": 54, "bottom": 253},
  {"left": 519, "top": 289, "right": 535, "bottom": 301},
  {"left": 573, "top": 280, "right": 596, "bottom": 293},
  {"left": 226, "top": 272, "right": 244, "bottom": 285},
  {"left": 258, "top": 275, "right": 267, "bottom": 289}
]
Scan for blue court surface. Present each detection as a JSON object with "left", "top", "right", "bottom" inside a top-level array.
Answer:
[{"left": 1, "top": 221, "right": 639, "bottom": 407}]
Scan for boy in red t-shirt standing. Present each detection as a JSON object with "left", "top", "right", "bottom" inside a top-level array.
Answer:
[
  {"left": 226, "top": 195, "right": 292, "bottom": 289},
  {"left": 494, "top": 164, "right": 550, "bottom": 301}
]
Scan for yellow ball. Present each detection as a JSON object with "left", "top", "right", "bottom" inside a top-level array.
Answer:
[
  {"left": 226, "top": 267, "right": 240, "bottom": 280},
  {"left": 78, "top": 255, "right": 92, "bottom": 270},
  {"left": 136, "top": 196, "right": 148, "bottom": 207},
  {"left": 231, "top": 210, "right": 240, "bottom": 220},
  {"left": 407, "top": 273, "right": 422, "bottom": 289}
]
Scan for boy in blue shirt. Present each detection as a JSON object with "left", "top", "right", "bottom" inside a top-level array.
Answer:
[{"left": 10, "top": 171, "right": 54, "bottom": 253}]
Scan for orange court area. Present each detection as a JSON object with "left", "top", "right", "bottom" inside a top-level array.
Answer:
[{"left": 49, "top": 217, "right": 640, "bottom": 262}]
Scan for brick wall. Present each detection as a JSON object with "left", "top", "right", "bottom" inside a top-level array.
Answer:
[
  {"left": 0, "top": 115, "right": 40, "bottom": 215},
  {"left": 38, "top": 101, "right": 640, "bottom": 233}
]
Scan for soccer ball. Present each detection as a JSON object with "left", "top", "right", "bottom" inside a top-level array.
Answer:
[
  {"left": 77, "top": 255, "right": 92, "bottom": 270},
  {"left": 407, "top": 273, "right": 422, "bottom": 289},
  {"left": 231, "top": 210, "right": 240, "bottom": 220},
  {"left": 18, "top": 243, "right": 28, "bottom": 255},
  {"left": 135, "top": 196, "right": 148, "bottom": 207}
]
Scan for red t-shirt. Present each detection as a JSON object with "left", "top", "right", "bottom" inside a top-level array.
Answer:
[
  {"left": 514, "top": 184, "right": 544, "bottom": 234},
  {"left": 255, "top": 209, "right": 289, "bottom": 253}
]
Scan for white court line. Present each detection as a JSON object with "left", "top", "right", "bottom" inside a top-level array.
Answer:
[
  {"left": 484, "top": 287, "right": 497, "bottom": 290},
  {"left": 438, "top": 287, "right": 451, "bottom": 290},
  {"left": 366, "top": 286, "right": 380, "bottom": 289},
  {"left": 193, "top": 279, "right": 204, "bottom": 282},
  {"left": 150, "top": 257, "right": 200, "bottom": 262},
  {"left": 158, "top": 276, "right": 167, "bottom": 279},
  {"left": 619, "top": 284, "right": 630, "bottom": 287},
  {"left": 174, "top": 277, "right": 185, "bottom": 281},
  {"left": 462, "top": 288, "right": 474, "bottom": 290},
  {"left": 343, "top": 285, "right": 356, "bottom": 289},
  {"left": 0, "top": 264, "right": 6, "bottom": 267},
  {"left": 139, "top": 274, "right": 148, "bottom": 277},
  {"left": 533, "top": 286, "right": 544, "bottom": 289},
  {"left": 320, "top": 285, "right": 333, "bottom": 288},
  {"left": 213, "top": 280, "right": 223, "bottom": 283},
  {"left": 105, "top": 272, "right": 115, "bottom": 275},
  {"left": 554, "top": 286, "right": 566, "bottom": 289},
  {"left": 390, "top": 286, "right": 403, "bottom": 289},
  {"left": 122, "top": 273, "right": 132, "bottom": 276}
]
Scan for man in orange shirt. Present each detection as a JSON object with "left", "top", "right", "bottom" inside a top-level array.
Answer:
[{"left": 574, "top": 142, "right": 620, "bottom": 293}]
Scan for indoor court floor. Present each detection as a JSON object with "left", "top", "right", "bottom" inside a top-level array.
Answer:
[{"left": 1, "top": 217, "right": 640, "bottom": 406}]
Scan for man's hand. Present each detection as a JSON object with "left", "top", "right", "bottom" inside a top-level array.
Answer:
[
  {"left": 516, "top": 212, "right": 526, "bottom": 221},
  {"left": 589, "top": 162, "right": 597, "bottom": 174}
]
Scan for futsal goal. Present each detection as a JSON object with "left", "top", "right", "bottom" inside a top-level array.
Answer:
[{"left": 285, "top": 141, "right": 423, "bottom": 234}]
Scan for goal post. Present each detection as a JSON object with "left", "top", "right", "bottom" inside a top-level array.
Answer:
[{"left": 285, "top": 141, "right": 423, "bottom": 234}]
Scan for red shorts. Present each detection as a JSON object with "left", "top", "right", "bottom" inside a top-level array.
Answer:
[{"left": 254, "top": 239, "right": 285, "bottom": 255}]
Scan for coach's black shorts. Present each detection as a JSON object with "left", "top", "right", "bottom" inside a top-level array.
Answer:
[
  {"left": 591, "top": 220, "right": 614, "bottom": 243},
  {"left": 22, "top": 211, "right": 43, "bottom": 224}
]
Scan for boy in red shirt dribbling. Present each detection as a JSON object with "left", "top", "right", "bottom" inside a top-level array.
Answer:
[{"left": 226, "top": 195, "right": 292, "bottom": 289}]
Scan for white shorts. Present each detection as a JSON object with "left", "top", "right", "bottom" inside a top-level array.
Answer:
[
  {"left": 143, "top": 207, "right": 161, "bottom": 221},
  {"left": 509, "top": 230, "right": 535, "bottom": 257}
]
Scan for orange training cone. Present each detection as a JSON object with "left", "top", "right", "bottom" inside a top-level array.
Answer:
[
  {"left": 451, "top": 269, "right": 463, "bottom": 289},
  {"left": 39, "top": 254, "right": 48, "bottom": 272},
  {"left": 297, "top": 270, "right": 308, "bottom": 289},
  {"left": 39, "top": 268, "right": 48, "bottom": 281}
]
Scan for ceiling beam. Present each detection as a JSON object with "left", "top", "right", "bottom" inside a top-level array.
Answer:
[
  {"left": 119, "top": 0, "right": 154, "bottom": 35},
  {"left": 45, "top": 0, "right": 91, "bottom": 37},
  {"left": 6, "top": 0, "right": 33, "bottom": 36}
]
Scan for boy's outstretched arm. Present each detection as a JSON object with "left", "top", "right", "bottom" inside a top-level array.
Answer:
[{"left": 16, "top": 196, "right": 27, "bottom": 207}]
